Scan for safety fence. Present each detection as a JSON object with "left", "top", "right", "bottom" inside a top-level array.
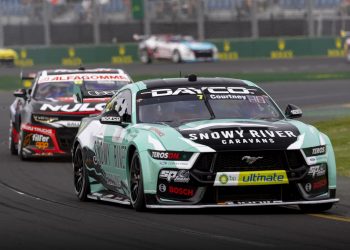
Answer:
[{"left": 13, "top": 36, "right": 345, "bottom": 67}]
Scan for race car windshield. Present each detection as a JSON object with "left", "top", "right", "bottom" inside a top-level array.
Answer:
[
  {"left": 137, "top": 87, "right": 283, "bottom": 124},
  {"left": 34, "top": 80, "right": 126, "bottom": 101}
]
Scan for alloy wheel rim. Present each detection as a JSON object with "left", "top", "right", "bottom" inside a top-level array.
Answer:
[
  {"left": 130, "top": 157, "right": 141, "bottom": 203},
  {"left": 74, "top": 152, "right": 84, "bottom": 193}
]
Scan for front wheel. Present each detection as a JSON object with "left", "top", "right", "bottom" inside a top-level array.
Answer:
[
  {"left": 9, "top": 121, "right": 18, "bottom": 155},
  {"left": 129, "top": 151, "right": 145, "bottom": 211},
  {"left": 73, "top": 145, "right": 90, "bottom": 201},
  {"left": 299, "top": 202, "right": 334, "bottom": 213},
  {"left": 17, "top": 129, "right": 28, "bottom": 161}
]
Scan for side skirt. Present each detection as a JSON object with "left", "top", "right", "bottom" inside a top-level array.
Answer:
[{"left": 87, "top": 192, "right": 131, "bottom": 206}]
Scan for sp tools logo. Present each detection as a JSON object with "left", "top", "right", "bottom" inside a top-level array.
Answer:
[
  {"left": 159, "top": 170, "right": 190, "bottom": 183},
  {"left": 242, "top": 156, "right": 263, "bottom": 165}
]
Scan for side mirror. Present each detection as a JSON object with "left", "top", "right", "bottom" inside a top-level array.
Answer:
[
  {"left": 13, "top": 88, "right": 27, "bottom": 99},
  {"left": 285, "top": 104, "right": 302, "bottom": 119},
  {"left": 100, "top": 110, "right": 122, "bottom": 125}
]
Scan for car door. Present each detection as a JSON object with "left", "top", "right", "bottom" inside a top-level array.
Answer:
[{"left": 98, "top": 90, "right": 132, "bottom": 196}]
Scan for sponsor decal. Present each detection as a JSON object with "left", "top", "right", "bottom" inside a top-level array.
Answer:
[
  {"left": 21, "top": 124, "right": 54, "bottom": 135},
  {"left": 38, "top": 74, "right": 128, "bottom": 83},
  {"left": 32, "top": 134, "right": 49, "bottom": 142},
  {"left": 149, "top": 150, "right": 192, "bottom": 161},
  {"left": 270, "top": 39, "right": 294, "bottom": 59},
  {"left": 188, "top": 129, "right": 296, "bottom": 145},
  {"left": 214, "top": 170, "right": 289, "bottom": 186},
  {"left": 159, "top": 170, "right": 190, "bottom": 183},
  {"left": 101, "top": 116, "right": 121, "bottom": 122},
  {"left": 168, "top": 186, "right": 194, "bottom": 197},
  {"left": 40, "top": 103, "right": 105, "bottom": 113},
  {"left": 312, "top": 146, "right": 326, "bottom": 155},
  {"left": 113, "top": 145, "right": 126, "bottom": 169},
  {"left": 218, "top": 200, "right": 279, "bottom": 205},
  {"left": 219, "top": 174, "right": 229, "bottom": 184},
  {"left": 209, "top": 94, "right": 246, "bottom": 100},
  {"left": 247, "top": 95, "right": 266, "bottom": 104},
  {"left": 59, "top": 121, "right": 81, "bottom": 128},
  {"left": 218, "top": 40, "right": 239, "bottom": 61},
  {"left": 15, "top": 49, "right": 34, "bottom": 67},
  {"left": 305, "top": 183, "right": 312, "bottom": 192},
  {"left": 242, "top": 156, "right": 263, "bottom": 165},
  {"left": 148, "top": 86, "right": 252, "bottom": 97},
  {"left": 159, "top": 184, "right": 167, "bottom": 193},
  {"left": 152, "top": 151, "right": 180, "bottom": 160},
  {"left": 308, "top": 165, "right": 326, "bottom": 178},
  {"left": 93, "top": 139, "right": 110, "bottom": 166},
  {"left": 312, "top": 179, "right": 327, "bottom": 190},
  {"left": 87, "top": 90, "right": 118, "bottom": 96},
  {"left": 290, "top": 109, "right": 302, "bottom": 115}
]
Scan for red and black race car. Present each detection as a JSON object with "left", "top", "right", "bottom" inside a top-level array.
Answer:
[{"left": 9, "top": 68, "right": 133, "bottom": 160}]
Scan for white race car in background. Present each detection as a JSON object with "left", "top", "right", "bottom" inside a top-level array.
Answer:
[{"left": 134, "top": 34, "right": 218, "bottom": 64}]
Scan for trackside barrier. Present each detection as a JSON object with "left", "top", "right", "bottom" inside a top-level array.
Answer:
[{"left": 13, "top": 37, "right": 345, "bottom": 67}]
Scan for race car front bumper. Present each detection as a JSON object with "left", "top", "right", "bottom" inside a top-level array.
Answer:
[{"left": 20, "top": 123, "right": 77, "bottom": 157}]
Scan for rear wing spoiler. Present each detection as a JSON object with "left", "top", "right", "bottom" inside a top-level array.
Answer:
[{"left": 133, "top": 33, "right": 149, "bottom": 41}]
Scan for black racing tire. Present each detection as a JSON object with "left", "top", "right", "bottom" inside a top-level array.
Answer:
[
  {"left": 129, "top": 151, "right": 145, "bottom": 211},
  {"left": 172, "top": 50, "right": 182, "bottom": 63},
  {"left": 299, "top": 202, "right": 334, "bottom": 213},
  {"left": 17, "top": 129, "right": 28, "bottom": 161},
  {"left": 140, "top": 49, "right": 152, "bottom": 64},
  {"left": 73, "top": 145, "right": 90, "bottom": 201},
  {"left": 9, "top": 121, "right": 18, "bottom": 155}
]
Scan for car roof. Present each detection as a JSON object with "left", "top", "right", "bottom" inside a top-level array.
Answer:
[
  {"left": 38, "top": 68, "right": 128, "bottom": 76},
  {"left": 138, "top": 76, "right": 257, "bottom": 89}
]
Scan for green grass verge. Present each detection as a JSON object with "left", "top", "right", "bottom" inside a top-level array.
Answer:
[
  {"left": 2, "top": 71, "right": 350, "bottom": 91},
  {"left": 312, "top": 116, "right": 350, "bottom": 177}
]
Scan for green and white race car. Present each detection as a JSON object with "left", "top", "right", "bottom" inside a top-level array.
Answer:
[{"left": 72, "top": 75, "right": 338, "bottom": 211}]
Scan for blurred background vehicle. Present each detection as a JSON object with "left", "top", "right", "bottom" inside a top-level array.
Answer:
[
  {"left": 135, "top": 34, "right": 218, "bottom": 63},
  {"left": 0, "top": 48, "right": 17, "bottom": 66},
  {"left": 9, "top": 68, "right": 133, "bottom": 160}
]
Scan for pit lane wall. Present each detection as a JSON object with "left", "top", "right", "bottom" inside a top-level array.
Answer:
[{"left": 13, "top": 37, "right": 345, "bottom": 67}]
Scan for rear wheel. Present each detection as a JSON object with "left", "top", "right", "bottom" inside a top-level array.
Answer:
[
  {"left": 172, "top": 50, "right": 182, "bottom": 63},
  {"left": 129, "top": 151, "right": 145, "bottom": 211},
  {"left": 299, "top": 203, "right": 334, "bottom": 213},
  {"left": 9, "top": 121, "right": 18, "bottom": 155},
  {"left": 73, "top": 145, "right": 90, "bottom": 201},
  {"left": 140, "top": 50, "right": 152, "bottom": 64}
]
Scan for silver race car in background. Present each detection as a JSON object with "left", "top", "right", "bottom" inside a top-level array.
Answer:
[{"left": 135, "top": 34, "right": 218, "bottom": 63}]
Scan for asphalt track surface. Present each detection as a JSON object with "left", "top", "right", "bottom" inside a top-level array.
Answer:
[{"left": 1, "top": 60, "right": 350, "bottom": 250}]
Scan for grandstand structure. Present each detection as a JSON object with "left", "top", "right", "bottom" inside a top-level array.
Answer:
[{"left": 0, "top": 0, "right": 349, "bottom": 46}]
